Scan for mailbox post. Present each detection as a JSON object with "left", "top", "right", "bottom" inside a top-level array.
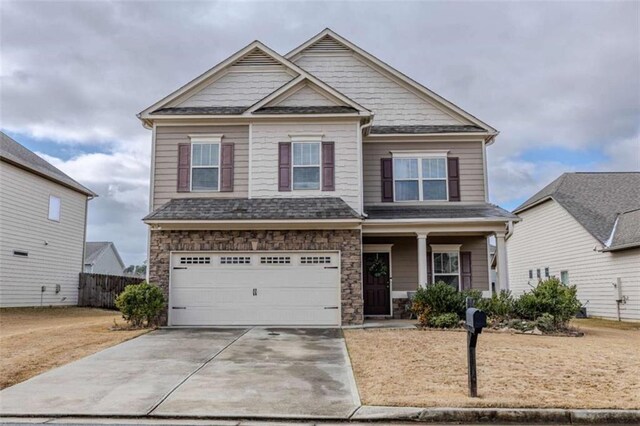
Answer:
[{"left": 464, "top": 298, "right": 486, "bottom": 398}]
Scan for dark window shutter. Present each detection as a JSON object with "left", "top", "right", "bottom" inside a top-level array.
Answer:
[
  {"left": 461, "top": 251, "right": 472, "bottom": 290},
  {"left": 220, "top": 143, "right": 234, "bottom": 192},
  {"left": 321, "top": 141, "right": 335, "bottom": 191},
  {"left": 177, "top": 143, "right": 191, "bottom": 192},
  {"left": 448, "top": 157, "right": 460, "bottom": 201},
  {"left": 426, "top": 250, "right": 433, "bottom": 284},
  {"left": 381, "top": 158, "right": 393, "bottom": 202},
  {"left": 278, "top": 142, "right": 291, "bottom": 192}
]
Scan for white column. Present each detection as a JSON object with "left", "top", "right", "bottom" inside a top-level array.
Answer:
[
  {"left": 495, "top": 232, "right": 509, "bottom": 292},
  {"left": 417, "top": 233, "right": 428, "bottom": 288}
]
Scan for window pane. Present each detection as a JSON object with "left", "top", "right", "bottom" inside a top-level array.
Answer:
[
  {"left": 192, "top": 144, "right": 202, "bottom": 166},
  {"left": 293, "top": 143, "right": 320, "bottom": 166},
  {"left": 422, "top": 158, "right": 446, "bottom": 178},
  {"left": 423, "top": 180, "right": 447, "bottom": 200},
  {"left": 393, "top": 158, "right": 418, "bottom": 179},
  {"left": 192, "top": 167, "right": 219, "bottom": 190},
  {"left": 193, "top": 144, "right": 219, "bottom": 166},
  {"left": 434, "top": 252, "right": 459, "bottom": 273},
  {"left": 48, "top": 196, "right": 61, "bottom": 221},
  {"left": 293, "top": 166, "right": 320, "bottom": 189},
  {"left": 561, "top": 271, "right": 569, "bottom": 285},
  {"left": 435, "top": 275, "right": 459, "bottom": 289},
  {"left": 394, "top": 181, "right": 419, "bottom": 201}
]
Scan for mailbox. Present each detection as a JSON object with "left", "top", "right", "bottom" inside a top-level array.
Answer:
[{"left": 465, "top": 308, "right": 487, "bottom": 333}]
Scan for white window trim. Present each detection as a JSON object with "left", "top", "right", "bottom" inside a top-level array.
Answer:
[
  {"left": 190, "top": 141, "right": 221, "bottom": 192},
  {"left": 48, "top": 195, "right": 61, "bottom": 222},
  {"left": 291, "top": 140, "right": 322, "bottom": 191},
  {"left": 391, "top": 154, "right": 449, "bottom": 202},
  {"left": 431, "top": 244, "right": 462, "bottom": 291}
]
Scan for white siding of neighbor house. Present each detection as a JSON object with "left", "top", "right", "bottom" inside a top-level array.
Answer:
[
  {"left": 177, "top": 69, "right": 294, "bottom": 107},
  {"left": 507, "top": 200, "right": 640, "bottom": 321},
  {"left": 251, "top": 121, "right": 361, "bottom": 212},
  {"left": 87, "top": 246, "right": 124, "bottom": 276},
  {"left": 275, "top": 85, "right": 339, "bottom": 107},
  {"left": 293, "top": 54, "right": 464, "bottom": 126},
  {"left": 0, "top": 162, "right": 88, "bottom": 307}
]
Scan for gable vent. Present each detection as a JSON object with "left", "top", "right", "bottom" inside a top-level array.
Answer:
[
  {"left": 233, "top": 48, "right": 281, "bottom": 67},
  {"left": 306, "top": 35, "right": 350, "bottom": 54}
]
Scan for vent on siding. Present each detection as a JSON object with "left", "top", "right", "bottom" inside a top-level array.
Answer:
[
  {"left": 306, "top": 35, "right": 350, "bottom": 54},
  {"left": 232, "top": 48, "right": 281, "bottom": 67},
  {"left": 220, "top": 256, "right": 251, "bottom": 265},
  {"left": 180, "top": 256, "right": 211, "bottom": 264},
  {"left": 13, "top": 250, "right": 29, "bottom": 257},
  {"left": 300, "top": 256, "right": 332, "bottom": 265},
  {"left": 260, "top": 256, "right": 291, "bottom": 265}
]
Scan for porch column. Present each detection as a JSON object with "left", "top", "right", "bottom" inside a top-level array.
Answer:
[
  {"left": 417, "top": 233, "right": 428, "bottom": 288},
  {"left": 495, "top": 232, "right": 509, "bottom": 292}
]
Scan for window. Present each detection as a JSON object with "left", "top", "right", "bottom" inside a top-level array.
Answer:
[
  {"left": 48, "top": 195, "right": 61, "bottom": 221},
  {"left": 191, "top": 143, "right": 220, "bottom": 191},
  {"left": 393, "top": 156, "right": 447, "bottom": 201},
  {"left": 220, "top": 256, "right": 251, "bottom": 265},
  {"left": 300, "top": 256, "right": 332, "bottom": 265},
  {"left": 560, "top": 270, "right": 569, "bottom": 285},
  {"left": 544, "top": 267, "right": 550, "bottom": 278},
  {"left": 261, "top": 256, "right": 291, "bottom": 264},
  {"left": 433, "top": 251, "right": 460, "bottom": 289},
  {"left": 536, "top": 269, "right": 541, "bottom": 279},
  {"left": 528, "top": 269, "right": 533, "bottom": 279},
  {"left": 292, "top": 142, "right": 320, "bottom": 190},
  {"left": 180, "top": 256, "right": 211, "bottom": 264}
]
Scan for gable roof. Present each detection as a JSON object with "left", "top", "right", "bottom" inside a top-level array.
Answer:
[
  {"left": 0, "top": 132, "right": 96, "bottom": 196},
  {"left": 514, "top": 172, "right": 640, "bottom": 250},
  {"left": 84, "top": 241, "right": 125, "bottom": 269},
  {"left": 286, "top": 29, "right": 498, "bottom": 137}
]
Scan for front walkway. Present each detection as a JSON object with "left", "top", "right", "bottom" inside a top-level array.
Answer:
[{"left": 0, "top": 328, "right": 360, "bottom": 419}]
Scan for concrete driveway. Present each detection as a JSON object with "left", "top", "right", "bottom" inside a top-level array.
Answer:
[{"left": 0, "top": 328, "right": 360, "bottom": 419}]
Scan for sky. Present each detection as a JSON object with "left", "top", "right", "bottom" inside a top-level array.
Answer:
[{"left": 1, "top": 0, "right": 639, "bottom": 265}]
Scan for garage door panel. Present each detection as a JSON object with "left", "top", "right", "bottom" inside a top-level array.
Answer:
[{"left": 171, "top": 306, "right": 339, "bottom": 326}]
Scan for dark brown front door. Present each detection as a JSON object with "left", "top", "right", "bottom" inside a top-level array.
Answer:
[{"left": 363, "top": 252, "right": 391, "bottom": 315}]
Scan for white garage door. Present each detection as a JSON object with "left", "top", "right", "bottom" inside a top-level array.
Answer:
[{"left": 169, "top": 251, "right": 340, "bottom": 326}]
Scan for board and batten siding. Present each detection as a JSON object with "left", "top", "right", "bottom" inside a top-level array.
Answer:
[
  {"left": 177, "top": 69, "right": 294, "bottom": 107},
  {"left": 251, "top": 121, "right": 361, "bottom": 212},
  {"left": 0, "top": 162, "right": 88, "bottom": 307},
  {"left": 153, "top": 125, "right": 249, "bottom": 210},
  {"left": 293, "top": 54, "right": 463, "bottom": 126},
  {"left": 507, "top": 199, "right": 640, "bottom": 321},
  {"left": 362, "top": 140, "right": 486, "bottom": 204},
  {"left": 363, "top": 235, "right": 489, "bottom": 293}
]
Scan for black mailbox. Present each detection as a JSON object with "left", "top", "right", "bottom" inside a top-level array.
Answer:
[{"left": 465, "top": 308, "right": 487, "bottom": 333}]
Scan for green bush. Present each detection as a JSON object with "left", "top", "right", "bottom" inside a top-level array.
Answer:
[
  {"left": 514, "top": 277, "right": 582, "bottom": 328},
  {"left": 411, "top": 282, "right": 482, "bottom": 327},
  {"left": 535, "top": 313, "right": 556, "bottom": 333},
  {"left": 476, "top": 290, "right": 515, "bottom": 321},
  {"left": 429, "top": 313, "right": 460, "bottom": 328},
  {"left": 115, "top": 282, "right": 165, "bottom": 328}
]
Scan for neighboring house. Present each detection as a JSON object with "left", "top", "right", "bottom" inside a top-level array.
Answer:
[
  {"left": 0, "top": 132, "right": 96, "bottom": 307},
  {"left": 507, "top": 172, "right": 640, "bottom": 321},
  {"left": 139, "top": 29, "right": 517, "bottom": 327},
  {"left": 84, "top": 241, "right": 126, "bottom": 275}
]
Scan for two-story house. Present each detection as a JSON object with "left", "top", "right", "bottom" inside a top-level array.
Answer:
[{"left": 139, "top": 29, "right": 517, "bottom": 327}]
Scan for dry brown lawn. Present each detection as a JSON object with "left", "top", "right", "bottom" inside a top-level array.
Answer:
[
  {"left": 0, "top": 307, "right": 148, "bottom": 389},
  {"left": 344, "top": 319, "right": 640, "bottom": 409}
]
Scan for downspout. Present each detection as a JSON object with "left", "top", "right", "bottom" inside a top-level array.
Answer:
[{"left": 358, "top": 115, "right": 374, "bottom": 217}]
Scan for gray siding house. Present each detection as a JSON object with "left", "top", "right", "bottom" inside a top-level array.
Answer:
[
  {"left": 139, "top": 29, "right": 517, "bottom": 327},
  {"left": 84, "top": 242, "right": 126, "bottom": 276},
  {"left": 0, "top": 132, "right": 95, "bottom": 307}
]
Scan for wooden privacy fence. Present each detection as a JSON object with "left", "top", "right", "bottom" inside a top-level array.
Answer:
[{"left": 78, "top": 273, "right": 145, "bottom": 309}]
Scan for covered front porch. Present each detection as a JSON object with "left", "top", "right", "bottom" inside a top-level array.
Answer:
[{"left": 361, "top": 203, "right": 518, "bottom": 318}]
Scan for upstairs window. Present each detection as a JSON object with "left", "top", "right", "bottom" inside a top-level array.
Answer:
[
  {"left": 48, "top": 195, "right": 61, "bottom": 221},
  {"left": 191, "top": 143, "right": 220, "bottom": 191},
  {"left": 393, "top": 156, "right": 447, "bottom": 201},
  {"left": 292, "top": 142, "right": 320, "bottom": 190}
]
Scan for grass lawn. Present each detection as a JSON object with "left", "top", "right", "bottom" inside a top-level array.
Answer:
[
  {"left": 0, "top": 307, "right": 148, "bottom": 389},
  {"left": 344, "top": 319, "right": 640, "bottom": 409}
]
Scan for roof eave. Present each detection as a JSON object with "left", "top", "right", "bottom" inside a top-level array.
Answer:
[{"left": 602, "top": 242, "right": 640, "bottom": 252}]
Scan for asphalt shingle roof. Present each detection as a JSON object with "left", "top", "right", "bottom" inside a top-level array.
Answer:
[
  {"left": 253, "top": 106, "right": 358, "bottom": 114},
  {"left": 0, "top": 132, "right": 95, "bottom": 196},
  {"left": 364, "top": 203, "right": 518, "bottom": 220},
  {"left": 515, "top": 172, "right": 640, "bottom": 248},
  {"left": 609, "top": 209, "right": 640, "bottom": 250},
  {"left": 151, "top": 106, "right": 248, "bottom": 115},
  {"left": 369, "top": 125, "right": 486, "bottom": 135},
  {"left": 144, "top": 197, "right": 361, "bottom": 221}
]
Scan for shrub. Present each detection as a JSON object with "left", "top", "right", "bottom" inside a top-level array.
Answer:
[
  {"left": 535, "top": 313, "right": 556, "bottom": 333},
  {"left": 115, "top": 282, "right": 165, "bottom": 328},
  {"left": 429, "top": 313, "right": 460, "bottom": 328},
  {"left": 514, "top": 277, "right": 582, "bottom": 328},
  {"left": 476, "top": 290, "right": 515, "bottom": 321},
  {"left": 411, "top": 282, "right": 482, "bottom": 327}
]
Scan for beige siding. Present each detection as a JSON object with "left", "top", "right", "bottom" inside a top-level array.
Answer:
[
  {"left": 251, "top": 121, "right": 361, "bottom": 212},
  {"left": 294, "top": 54, "right": 464, "bottom": 126},
  {"left": 507, "top": 200, "right": 640, "bottom": 321},
  {"left": 0, "top": 162, "right": 87, "bottom": 307},
  {"left": 275, "top": 85, "right": 338, "bottom": 107},
  {"left": 153, "top": 125, "right": 249, "bottom": 210},
  {"left": 362, "top": 140, "right": 485, "bottom": 204},
  {"left": 363, "top": 235, "right": 489, "bottom": 292},
  {"left": 177, "top": 69, "right": 294, "bottom": 107}
]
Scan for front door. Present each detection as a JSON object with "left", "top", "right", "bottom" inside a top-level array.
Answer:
[{"left": 363, "top": 252, "right": 391, "bottom": 315}]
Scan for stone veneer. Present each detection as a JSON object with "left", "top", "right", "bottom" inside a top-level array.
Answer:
[{"left": 149, "top": 229, "right": 363, "bottom": 325}]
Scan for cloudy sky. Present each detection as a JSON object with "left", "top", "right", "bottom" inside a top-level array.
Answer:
[{"left": 1, "top": 0, "right": 638, "bottom": 265}]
